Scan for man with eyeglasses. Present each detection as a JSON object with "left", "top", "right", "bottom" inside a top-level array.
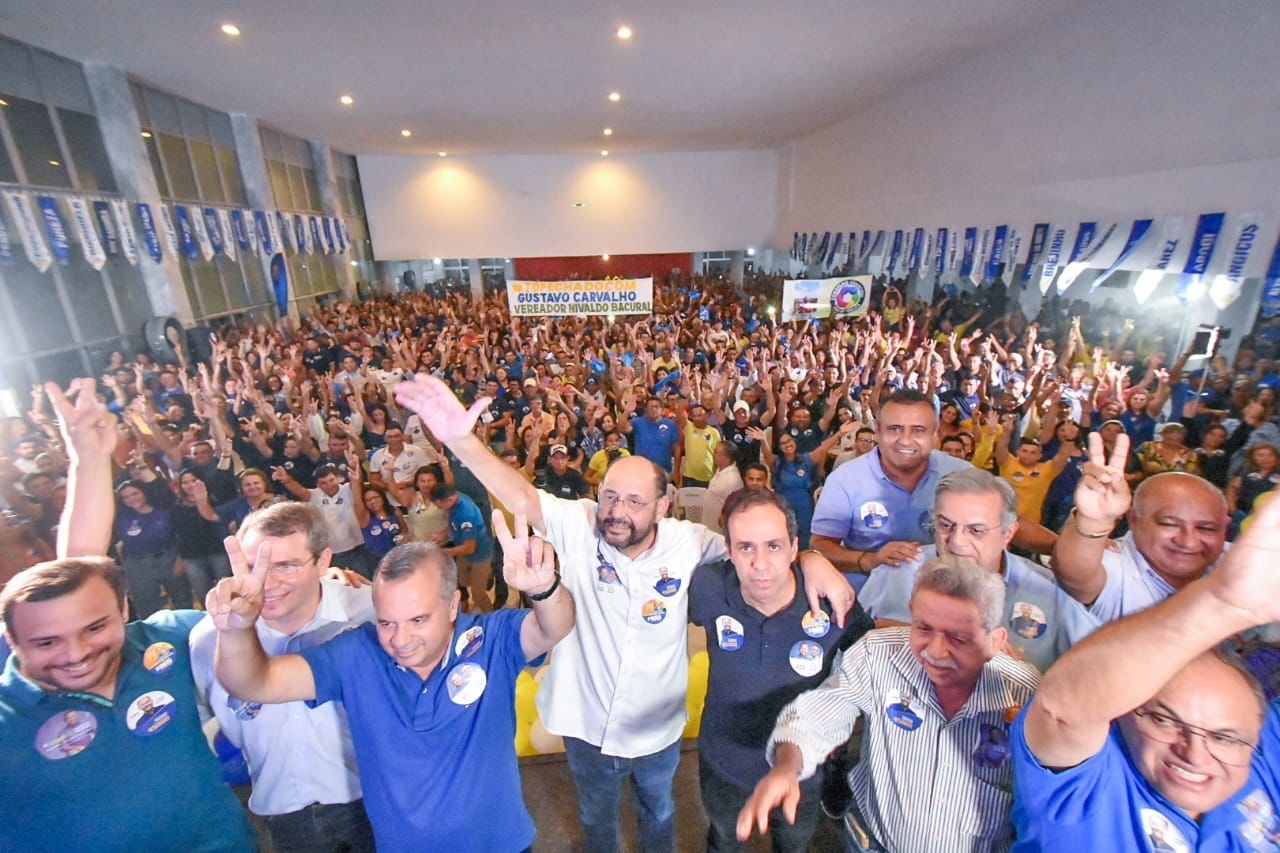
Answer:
[
  {"left": 1012, "top": 493, "right": 1280, "bottom": 851},
  {"left": 393, "top": 374, "right": 855, "bottom": 853},
  {"left": 189, "top": 502, "right": 377, "bottom": 852},
  {"left": 859, "top": 468, "right": 1097, "bottom": 674}
]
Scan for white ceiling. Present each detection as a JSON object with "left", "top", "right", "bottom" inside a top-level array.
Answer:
[{"left": 2, "top": 0, "right": 1082, "bottom": 156}]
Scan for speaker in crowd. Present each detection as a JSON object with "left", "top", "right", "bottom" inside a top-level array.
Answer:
[
  {"left": 186, "top": 325, "right": 215, "bottom": 367},
  {"left": 142, "top": 316, "right": 188, "bottom": 364}
]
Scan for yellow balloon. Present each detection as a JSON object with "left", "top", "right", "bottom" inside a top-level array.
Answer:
[
  {"left": 533, "top": 665, "right": 550, "bottom": 684},
  {"left": 683, "top": 652, "right": 710, "bottom": 738},
  {"left": 1241, "top": 491, "right": 1275, "bottom": 533},
  {"left": 514, "top": 723, "right": 536, "bottom": 757},
  {"left": 529, "top": 719, "right": 565, "bottom": 754},
  {"left": 515, "top": 671, "right": 538, "bottom": 725}
]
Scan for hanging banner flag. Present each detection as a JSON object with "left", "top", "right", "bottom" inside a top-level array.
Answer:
[
  {"left": 826, "top": 232, "right": 844, "bottom": 270},
  {"left": 201, "top": 207, "right": 224, "bottom": 257},
  {"left": 1005, "top": 226, "right": 1023, "bottom": 278},
  {"left": 947, "top": 228, "right": 960, "bottom": 272},
  {"left": 270, "top": 253, "right": 289, "bottom": 315},
  {"left": 254, "top": 211, "right": 271, "bottom": 254},
  {"left": 135, "top": 202, "right": 163, "bottom": 263},
  {"left": 886, "top": 230, "right": 904, "bottom": 277},
  {"left": 322, "top": 217, "right": 336, "bottom": 254},
  {"left": 1207, "top": 214, "right": 1268, "bottom": 309},
  {"left": 3, "top": 191, "right": 52, "bottom": 272},
  {"left": 814, "top": 232, "right": 830, "bottom": 268},
  {"left": 866, "top": 230, "right": 886, "bottom": 272},
  {"left": 779, "top": 276, "right": 871, "bottom": 322},
  {"left": 67, "top": 197, "right": 106, "bottom": 270},
  {"left": 1091, "top": 219, "right": 1155, "bottom": 290},
  {"left": 959, "top": 227, "right": 977, "bottom": 279},
  {"left": 190, "top": 204, "right": 214, "bottom": 261},
  {"left": 908, "top": 227, "right": 925, "bottom": 273},
  {"left": 1134, "top": 217, "right": 1188, "bottom": 304},
  {"left": 36, "top": 195, "right": 71, "bottom": 266},
  {"left": 91, "top": 201, "right": 119, "bottom": 259},
  {"left": 271, "top": 211, "right": 286, "bottom": 254},
  {"left": 243, "top": 210, "right": 259, "bottom": 256},
  {"left": 1058, "top": 221, "right": 1119, "bottom": 294},
  {"left": 508, "top": 277, "right": 654, "bottom": 316},
  {"left": 1175, "top": 211, "right": 1226, "bottom": 304},
  {"left": 986, "top": 225, "right": 1008, "bottom": 283},
  {"left": 158, "top": 204, "right": 180, "bottom": 257},
  {"left": 970, "top": 228, "right": 991, "bottom": 285},
  {"left": 1022, "top": 224, "right": 1050, "bottom": 282},
  {"left": 1066, "top": 222, "right": 1097, "bottom": 265},
  {"left": 858, "top": 230, "right": 872, "bottom": 264},
  {"left": 808, "top": 232, "right": 821, "bottom": 265},
  {"left": 230, "top": 209, "right": 249, "bottom": 253},
  {"left": 110, "top": 199, "right": 139, "bottom": 266},
  {"left": 791, "top": 232, "right": 800, "bottom": 260},
  {"left": 0, "top": 203, "right": 12, "bottom": 263},
  {"left": 216, "top": 208, "right": 237, "bottom": 260},
  {"left": 174, "top": 205, "right": 197, "bottom": 259},
  {"left": 921, "top": 229, "right": 935, "bottom": 275},
  {"left": 295, "top": 214, "right": 308, "bottom": 254},
  {"left": 935, "top": 228, "right": 949, "bottom": 277},
  {"left": 1261, "top": 231, "right": 1280, "bottom": 317},
  {"left": 1037, "top": 225, "right": 1070, "bottom": 294}
]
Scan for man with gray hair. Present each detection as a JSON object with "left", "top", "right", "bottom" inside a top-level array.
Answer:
[
  {"left": 860, "top": 467, "right": 1099, "bottom": 674},
  {"left": 189, "top": 502, "right": 377, "bottom": 852},
  {"left": 207, "top": 514, "right": 575, "bottom": 851},
  {"left": 738, "top": 556, "right": 1040, "bottom": 852}
]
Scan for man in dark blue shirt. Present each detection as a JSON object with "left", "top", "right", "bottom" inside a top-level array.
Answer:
[{"left": 623, "top": 397, "right": 681, "bottom": 473}]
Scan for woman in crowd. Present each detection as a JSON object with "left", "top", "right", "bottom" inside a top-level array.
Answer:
[
  {"left": 386, "top": 462, "right": 451, "bottom": 544},
  {"left": 172, "top": 468, "right": 233, "bottom": 604},
  {"left": 113, "top": 479, "right": 189, "bottom": 617},
  {"left": 1226, "top": 442, "right": 1280, "bottom": 524},
  {"left": 756, "top": 424, "right": 850, "bottom": 549},
  {"left": 1133, "top": 421, "right": 1199, "bottom": 481},
  {"left": 222, "top": 467, "right": 281, "bottom": 531},
  {"left": 353, "top": 482, "right": 406, "bottom": 561}
]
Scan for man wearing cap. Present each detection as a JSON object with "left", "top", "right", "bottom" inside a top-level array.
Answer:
[
  {"left": 1052, "top": 433, "right": 1230, "bottom": 623},
  {"left": 722, "top": 400, "right": 765, "bottom": 469},
  {"left": 542, "top": 443, "right": 590, "bottom": 500}
]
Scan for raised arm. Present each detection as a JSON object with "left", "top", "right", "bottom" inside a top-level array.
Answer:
[
  {"left": 494, "top": 511, "right": 575, "bottom": 659},
  {"left": 47, "top": 380, "right": 118, "bottom": 558},
  {"left": 1049, "top": 432, "right": 1131, "bottom": 605}
]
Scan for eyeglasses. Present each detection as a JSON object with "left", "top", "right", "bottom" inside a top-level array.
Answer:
[
  {"left": 266, "top": 555, "right": 319, "bottom": 576},
  {"left": 598, "top": 492, "right": 659, "bottom": 512},
  {"left": 1132, "top": 707, "right": 1258, "bottom": 766},
  {"left": 931, "top": 515, "right": 1005, "bottom": 540}
]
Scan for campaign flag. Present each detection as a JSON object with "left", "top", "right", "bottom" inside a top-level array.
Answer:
[
  {"left": 1261, "top": 230, "right": 1280, "bottom": 317},
  {"left": 1021, "top": 224, "right": 1050, "bottom": 282},
  {"left": 959, "top": 227, "right": 977, "bottom": 278},
  {"left": 254, "top": 211, "right": 272, "bottom": 254},
  {"left": 322, "top": 217, "right": 336, "bottom": 254},
  {"left": 1091, "top": 219, "right": 1155, "bottom": 290},
  {"left": 270, "top": 253, "right": 289, "bottom": 314},
  {"left": 1058, "top": 222, "right": 1118, "bottom": 294},
  {"left": 67, "top": 197, "right": 106, "bottom": 270},
  {"left": 36, "top": 195, "right": 71, "bottom": 265},
  {"left": 202, "top": 207, "right": 224, "bottom": 257},
  {"left": 230, "top": 209, "right": 249, "bottom": 253},
  {"left": 1037, "top": 225, "right": 1070, "bottom": 294},
  {"left": 3, "top": 191, "right": 52, "bottom": 272},
  {"left": 1175, "top": 212, "right": 1226, "bottom": 304},
  {"left": 110, "top": 199, "right": 139, "bottom": 265},
  {"left": 92, "top": 201, "right": 119, "bottom": 259},
  {"left": 190, "top": 205, "right": 214, "bottom": 261},
  {"left": 985, "top": 225, "right": 1008, "bottom": 283},
  {"left": 1207, "top": 214, "right": 1268, "bottom": 309},
  {"left": 174, "top": 204, "right": 198, "bottom": 259},
  {"left": 216, "top": 208, "right": 237, "bottom": 260},
  {"left": 0, "top": 202, "right": 12, "bottom": 263},
  {"left": 135, "top": 203, "right": 163, "bottom": 262},
  {"left": 1134, "top": 217, "right": 1189, "bottom": 304}
]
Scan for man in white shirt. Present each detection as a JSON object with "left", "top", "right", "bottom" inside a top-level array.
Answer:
[
  {"left": 702, "top": 441, "right": 743, "bottom": 534},
  {"left": 190, "top": 502, "right": 375, "bottom": 852},
  {"left": 276, "top": 464, "right": 376, "bottom": 578},
  {"left": 393, "top": 374, "right": 856, "bottom": 853},
  {"left": 368, "top": 423, "right": 430, "bottom": 508}
]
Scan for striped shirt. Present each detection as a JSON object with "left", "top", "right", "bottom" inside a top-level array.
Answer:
[{"left": 766, "top": 628, "right": 1040, "bottom": 853}]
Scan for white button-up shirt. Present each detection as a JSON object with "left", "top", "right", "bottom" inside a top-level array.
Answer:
[
  {"left": 369, "top": 443, "right": 432, "bottom": 507},
  {"left": 311, "top": 483, "right": 364, "bottom": 553},
  {"left": 536, "top": 491, "right": 726, "bottom": 758},
  {"left": 189, "top": 580, "right": 375, "bottom": 816},
  {"left": 1089, "top": 532, "right": 1228, "bottom": 623}
]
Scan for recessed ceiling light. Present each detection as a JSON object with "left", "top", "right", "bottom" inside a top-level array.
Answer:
[
  {"left": 608, "top": 91, "right": 621, "bottom": 103},
  {"left": 433, "top": 257, "right": 443, "bottom": 264},
  {"left": 603, "top": 128, "right": 613, "bottom": 136},
  {"left": 616, "top": 25, "right": 633, "bottom": 40},
  {"left": 339, "top": 94, "right": 354, "bottom": 106},
  {"left": 746, "top": 247, "right": 756, "bottom": 256},
  {"left": 600, "top": 150, "right": 609, "bottom": 157},
  {"left": 220, "top": 23, "right": 241, "bottom": 37},
  {"left": 437, "top": 151, "right": 448, "bottom": 157},
  {"left": 400, "top": 129, "right": 412, "bottom": 137},
  {"left": 571, "top": 202, "right": 586, "bottom": 208},
  {"left": 602, "top": 254, "right": 610, "bottom": 260},
  {"left": 140, "top": 131, "right": 152, "bottom": 138},
  {"left": 0, "top": 99, "right": 9, "bottom": 107},
  {"left": 48, "top": 160, "right": 60, "bottom": 166}
]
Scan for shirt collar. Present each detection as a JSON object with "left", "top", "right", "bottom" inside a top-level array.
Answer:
[
  {"left": 261, "top": 580, "right": 365, "bottom": 641},
  {"left": 0, "top": 624, "right": 145, "bottom": 709}
]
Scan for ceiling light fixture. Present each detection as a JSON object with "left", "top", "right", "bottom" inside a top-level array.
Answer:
[
  {"left": 603, "top": 128, "right": 613, "bottom": 136},
  {"left": 339, "top": 94, "right": 354, "bottom": 106},
  {"left": 220, "top": 23, "right": 241, "bottom": 37},
  {"left": 437, "top": 151, "right": 448, "bottom": 157},
  {"left": 0, "top": 99, "right": 9, "bottom": 107},
  {"left": 400, "top": 129, "right": 412, "bottom": 137},
  {"left": 608, "top": 91, "right": 621, "bottom": 103},
  {"left": 616, "top": 25, "right": 633, "bottom": 40},
  {"left": 140, "top": 131, "right": 152, "bottom": 138},
  {"left": 48, "top": 160, "right": 60, "bottom": 166},
  {"left": 571, "top": 202, "right": 586, "bottom": 208},
  {"left": 600, "top": 150, "right": 609, "bottom": 157},
  {"left": 433, "top": 257, "right": 443, "bottom": 265},
  {"left": 602, "top": 254, "right": 610, "bottom": 261}
]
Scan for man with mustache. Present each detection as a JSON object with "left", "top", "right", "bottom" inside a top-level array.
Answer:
[
  {"left": 392, "top": 374, "right": 855, "bottom": 853},
  {"left": 738, "top": 556, "right": 1039, "bottom": 852}
]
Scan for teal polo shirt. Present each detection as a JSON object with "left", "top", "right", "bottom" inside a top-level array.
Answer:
[{"left": 0, "top": 610, "right": 254, "bottom": 852}]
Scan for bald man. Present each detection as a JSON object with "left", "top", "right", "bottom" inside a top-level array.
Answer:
[
  {"left": 1051, "top": 434, "right": 1229, "bottom": 622},
  {"left": 1013, "top": 495, "right": 1280, "bottom": 850}
]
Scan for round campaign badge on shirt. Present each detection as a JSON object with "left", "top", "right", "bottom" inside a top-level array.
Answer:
[
  {"left": 1139, "top": 808, "right": 1190, "bottom": 853},
  {"left": 973, "top": 723, "right": 1011, "bottom": 769},
  {"left": 597, "top": 559, "right": 622, "bottom": 587},
  {"left": 127, "top": 690, "right": 177, "bottom": 737},
  {"left": 653, "top": 568, "right": 681, "bottom": 598},
  {"left": 142, "top": 641, "right": 176, "bottom": 675},
  {"left": 716, "top": 615, "right": 745, "bottom": 651},
  {"left": 454, "top": 625, "right": 484, "bottom": 659},
  {"left": 801, "top": 610, "right": 831, "bottom": 639},
  {"left": 227, "top": 696, "right": 263, "bottom": 721},
  {"left": 447, "top": 662, "right": 487, "bottom": 706},
  {"left": 1235, "top": 790, "right": 1278, "bottom": 849},
  {"left": 884, "top": 689, "right": 923, "bottom": 731},
  {"left": 642, "top": 599, "right": 668, "bottom": 625},
  {"left": 860, "top": 501, "right": 889, "bottom": 530},
  {"left": 35, "top": 709, "right": 98, "bottom": 760},
  {"left": 126, "top": 520, "right": 142, "bottom": 537},
  {"left": 1010, "top": 602, "right": 1048, "bottom": 640},
  {"left": 789, "top": 640, "right": 823, "bottom": 677}
]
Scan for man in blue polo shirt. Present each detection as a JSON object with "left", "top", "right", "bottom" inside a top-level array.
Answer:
[
  {"left": 623, "top": 396, "right": 681, "bottom": 473},
  {"left": 207, "top": 518, "right": 575, "bottom": 852},
  {"left": 811, "top": 389, "right": 968, "bottom": 588},
  {"left": 690, "top": 489, "right": 874, "bottom": 851},
  {"left": 430, "top": 482, "right": 495, "bottom": 612},
  {"left": 1012, "top": 494, "right": 1280, "bottom": 851},
  {"left": 0, "top": 557, "right": 254, "bottom": 852}
]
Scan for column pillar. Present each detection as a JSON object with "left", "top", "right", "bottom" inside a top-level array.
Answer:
[
  {"left": 82, "top": 63, "right": 194, "bottom": 322},
  {"left": 308, "top": 140, "right": 357, "bottom": 301},
  {"left": 227, "top": 113, "right": 293, "bottom": 322},
  {"left": 466, "top": 258, "right": 484, "bottom": 304}
]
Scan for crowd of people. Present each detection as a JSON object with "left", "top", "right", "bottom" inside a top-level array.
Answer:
[{"left": 3, "top": 270, "right": 1280, "bottom": 852}]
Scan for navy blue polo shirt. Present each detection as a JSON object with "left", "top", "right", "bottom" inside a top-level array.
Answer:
[
  {"left": 0, "top": 610, "right": 253, "bottom": 852},
  {"left": 447, "top": 492, "right": 493, "bottom": 563},
  {"left": 689, "top": 562, "right": 874, "bottom": 790},
  {"left": 629, "top": 414, "right": 680, "bottom": 471},
  {"left": 300, "top": 608, "right": 534, "bottom": 852}
]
